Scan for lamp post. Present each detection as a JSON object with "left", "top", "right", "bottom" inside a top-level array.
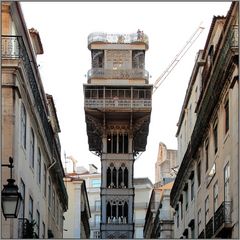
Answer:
[{"left": 1, "top": 157, "right": 22, "bottom": 219}]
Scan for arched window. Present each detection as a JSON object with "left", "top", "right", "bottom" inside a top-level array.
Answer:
[
  {"left": 124, "top": 202, "right": 128, "bottom": 223},
  {"left": 124, "top": 133, "right": 128, "bottom": 153},
  {"left": 107, "top": 167, "right": 111, "bottom": 188},
  {"left": 118, "top": 167, "right": 123, "bottom": 188},
  {"left": 112, "top": 167, "right": 117, "bottom": 188},
  {"left": 124, "top": 168, "right": 128, "bottom": 188},
  {"left": 107, "top": 202, "right": 111, "bottom": 219}
]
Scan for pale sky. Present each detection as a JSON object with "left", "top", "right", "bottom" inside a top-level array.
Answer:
[{"left": 21, "top": 1, "right": 231, "bottom": 183}]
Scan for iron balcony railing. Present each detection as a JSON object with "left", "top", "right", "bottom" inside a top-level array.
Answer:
[
  {"left": 214, "top": 201, "right": 232, "bottom": 234},
  {"left": 84, "top": 98, "right": 151, "bottom": 110},
  {"left": 198, "top": 230, "right": 205, "bottom": 239},
  {"left": 205, "top": 217, "right": 214, "bottom": 239},
  {"left": 2, "top": 36, "right": 53, "bottom": 153},
  {"left": 87, "top": 68, "right": 149, "bottom": 81},
  {"left": 88, "top": 32, "right": 149, "bottom": 47}
]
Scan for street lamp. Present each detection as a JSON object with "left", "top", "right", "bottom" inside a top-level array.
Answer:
[{"left": 1, "top": 157, "right": 22, "bottom": 219}]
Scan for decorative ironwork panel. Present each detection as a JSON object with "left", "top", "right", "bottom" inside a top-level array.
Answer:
[
  {"left": 205, "top": 217, "right": 213, "bottom": 238},
  {"left": 2, "top": 36, "right": 53, "bottom": 152},
  {"left": 88, "top": 32, "right": 149, "bottom": 47},
  {"left": 88, "top": 68, "right": 149, "bottom": 80},
  {"left": 214, "top": 201, "right": 231, "bottom": 233}
]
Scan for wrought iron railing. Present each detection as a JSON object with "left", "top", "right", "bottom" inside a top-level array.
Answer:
[
  {"left": 198, "top": 229, "right": 205, "bottom": 239},
  {"left": 18, "top": 218, "right": 38, "bottom": 238},
  {"left": 88, "top": 32, "right": 149, "bottom": 47},
  {"left": 171, "top": 24, "right": 239, "bottom": 207},
  {"left": 2, "top": 36, "right": 68, "bottom": 207},
  {"left": 88, "top": 68, "right": 149, "bottom": 80},
  {"left": 205, "top": 217, "right": 214, "bottom": 238},
  {"left": 214, "top": 201, "right": 232, "bottom": 233},
  {"left": 2, "top": 36, "right": 53, "bottom": 152},
  {"left": 84, "top": 98, "right": 151, "bottom": 109}
]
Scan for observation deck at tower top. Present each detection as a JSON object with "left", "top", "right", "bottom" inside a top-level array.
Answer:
[{"left": 88, "top": 31, "right": 149, "bottom": 50}]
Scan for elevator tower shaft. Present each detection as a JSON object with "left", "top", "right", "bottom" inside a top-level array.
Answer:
[{"left": 84, "top": 31, "right": 152, "bottom": 239}]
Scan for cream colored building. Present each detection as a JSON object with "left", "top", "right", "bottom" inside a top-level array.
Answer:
[
  {"left": 155, "top": 142, "right": 177, "bottom": 185},
  {"left": 134, "top": 178, "right": 153, "bottom": 238},
  {"left": 1, "top": 2, "right": 68, "bottom": 238},
  {"left": 143, "top": 182, "right": 174, "bottom": 239},
  {"left": 63, "top": 174, "right": 91, "bottom": 239},
  {"left": 170, "top": 2, "right": 239, "bottom": 238}
]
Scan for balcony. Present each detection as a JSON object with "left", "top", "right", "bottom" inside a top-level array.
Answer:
[
  {"left": 205, "top": 217, "right": 213, "bottom": 238},
  {"left": 198, "top": 230, "right": 205, "bottom": 239},
  {"left": 84, "top": 86, "right": 152, "bottom": 113},
  {"left": 88, "top": 32, "right": 149, "bottom": 49},
  {"left": 87, "top": 68, "right": 149, "bottom": 81},
  {"left": 2, "top": 36, "right": 53, "bottom": 153},
  {"left": 214, "top": 201, "right": 232, "bottom": 237}
]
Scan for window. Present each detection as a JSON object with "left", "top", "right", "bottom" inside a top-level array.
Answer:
[
  {"left": 213, "top": 181, "right": 218, "bottom": 212},
  {"left": 93, "top": 231, "right": 101, "bottom": 239},
  {"left": 197, "top": 161, "right": 201, "bottom": 187},
  {"left": 213, "top": 121, "right": 218, "bottom": 153},
  {"left": 179, "top": 195, "right": 183, "bottom": 220},
  {"left": 176, "top": 204, "right": 179, "bottom": 228},
  {"left": 21, "top": 104, "right": 27, "bottom": 149},
  {"left": 205, "top": 196, "right": 209, "bottom": 224},
  {"left": 197, "top": 209, "right": 201, "bottom": 235},
  {"left": 205, "top": 139, "right": 209, "bottom": 172},
  {"left": 42, "top": 222, "right": 45, "bottom": 239},
  {"left": 92, "top": 179, "right": 101, "bottom": 187},
  {"left": 29, "top": 128, "right": 35, "bottom": 169},
  {"left": 48, "top": 177, "right": 51, "bottom": 207},
  {"left": 191, "top": 178, "right": 194, "bottom": 201},
  {"left": 95, "top": 214, "right": 101, "bottom": 224},
  {"left": 184, "top": 183, "right": 188, "bottom": 210},
  {"left": 36, "top": 210, "right": 40, "bottom": 237},
  {"left": 106, "top": 164, "right": 128, "bottom": 188},
  {"left": 19, "top": 179, "right": 25, "bottom": 219},
  {"left": 29, "top": 196, "right": 33, "bottom": 222},
  {"left": 107, "top": 132, "right": 129, "bottom": 153},
  {"left": 37, "top": 148, "right": 41, "bottom": 184},
  {"left": 224, "top": 100, "right": 229, "bottom": 133},
  {"left": 224, "top": 163, "right": 230, "bottom": 201},
  {"left": 43, "top": 164, "right": 47, "bottom": 197},
  {"left": 53, "top": 190, "right": 56, "bottom": 217},
  {"left": 95, "top": 200, "right": 101, "bottom": 211},
  {"left": 106, "top": 200, "right": 128, "bottom": 223}
]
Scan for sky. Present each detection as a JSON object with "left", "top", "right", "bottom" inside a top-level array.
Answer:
[{"left": 20, "top": 1, "right": 231, "bottom": 183}]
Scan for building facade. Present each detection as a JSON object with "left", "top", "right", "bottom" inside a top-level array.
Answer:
[
  {"left": 134, "top": 178, "right": 153, "bottom": 238},
  {"left": 170, "top": 2, "right": 239, "bottom": 239},
  {"left": 155, "top": 142, "right": 177, "bottom": 185},
  {"left": 63, "top": 174, "right": 91, "bottom": 239},
  {"left": 84, "top": 31, "right": 152, "bottom": 238},
  {"left": 1, "top": 2, "right": 68, "bottom": 238},
  {"left": 144, "top": 182, "right": 174, "bottom": 239}
]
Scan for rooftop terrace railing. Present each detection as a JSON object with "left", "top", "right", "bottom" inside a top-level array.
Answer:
[{"left": 88, "top": 32, "right": 149, "bottom": 47}]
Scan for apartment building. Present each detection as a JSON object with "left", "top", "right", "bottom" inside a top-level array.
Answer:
[
  {"left": 170, "top": 2, "right": 239, "bottom": 238},
  {"left": 1, "top": 2, "right": 68, "bottom": 238},
  {"left": 144, "top": 182, "right": 174, "bottom": 239},
  {"left": 134, "top": 178, "right": 153, "bottom": 238},
  {"left": 84, "top": 30, "right": 152, "bottom": 238},
  {"left": 63, "top": 173, "right": 91, "bottom": 238}
]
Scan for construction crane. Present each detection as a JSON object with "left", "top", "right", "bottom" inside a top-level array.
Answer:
[{"left": 153, "top": 23, "right": 205, "bottom": 93}]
